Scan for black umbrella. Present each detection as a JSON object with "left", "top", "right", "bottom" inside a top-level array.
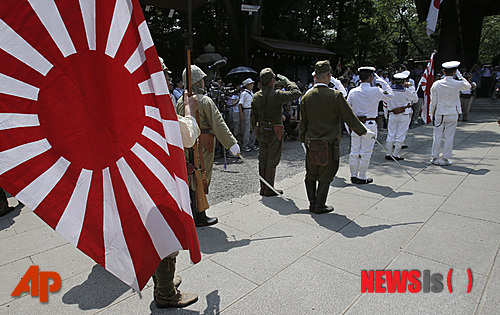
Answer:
[{"left": 227, "top": 66, "right": 258, "bottom": 76}]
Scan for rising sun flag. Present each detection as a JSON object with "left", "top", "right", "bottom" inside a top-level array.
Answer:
[{"left": 0, "top": 0, "right": 201, "bottom": 291}]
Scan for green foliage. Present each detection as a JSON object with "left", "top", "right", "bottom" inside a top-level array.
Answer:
[
  {"left": 143, "top": 0, "right": 498, "bottom": 74},
  {"left": 479, "top": 15, "right": 500, "bottom": 65}
]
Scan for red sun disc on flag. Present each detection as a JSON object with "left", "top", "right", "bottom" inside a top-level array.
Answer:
[{"left": 0, "top": 0, "right": 200, "bottom": 291}]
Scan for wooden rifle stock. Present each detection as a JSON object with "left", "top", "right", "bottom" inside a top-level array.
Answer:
[{"left": 185, "top": 50, "right": 209, "bottom": 212}]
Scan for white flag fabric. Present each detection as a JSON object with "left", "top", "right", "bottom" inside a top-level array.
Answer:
[{"left": 426, "top": 0, "right": 444, "bottom": 36}]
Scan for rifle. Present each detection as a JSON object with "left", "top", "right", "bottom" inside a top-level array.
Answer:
[{"left": 185, "top": 49, "right": 209, "bottom": 212}]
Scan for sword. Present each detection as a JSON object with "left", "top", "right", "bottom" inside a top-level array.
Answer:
[
  {"left": 237, "top": 153, "right": 288, "bottom": 200},
  {"left": 374, "top": 138, "right": 417, "bottom": 181}
]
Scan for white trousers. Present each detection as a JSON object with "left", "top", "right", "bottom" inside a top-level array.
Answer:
[
  {"left": 431, "top": 114, "right": 458, "bottom": 159},
  {"left": 349, "top": 121, "right": 377, "bottom": 180},
  {"left": 386, "top": 113, "right": 410, "bottom": 156}
]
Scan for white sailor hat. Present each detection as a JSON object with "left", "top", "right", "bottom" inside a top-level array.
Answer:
[
  {"left": 393, "top": 72, "right": 408, "bottom": 80},
  {"left": 241, "top": 78, "right": 254, "bottom": 86},
  {"left": 358, "top": 66, "right": 376, "bottom": 72},
  {"left": 402, "top": 70, "right": 410, "bottom": 77},
  {"left": 442, "top": 61, "right": 460, "bottom": 69}
]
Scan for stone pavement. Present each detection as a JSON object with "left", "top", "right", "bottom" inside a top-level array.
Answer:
[{"left": 1, "top": 113, "right": 499, "bottom": 315}]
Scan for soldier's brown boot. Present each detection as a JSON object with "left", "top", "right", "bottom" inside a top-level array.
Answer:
[
  {"left": 262, "top": 167, "right": 283, "bottom": 196},
  {"left": 190, "top": 189, "right": 217, "bottom": 226},
  {"left": 155, "top": 289, "right": 198, "bottom": 308},
  {"left": 259, "top": 165, "right": 266, "bottom": 195}
]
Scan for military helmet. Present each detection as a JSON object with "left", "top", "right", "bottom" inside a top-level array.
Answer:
[{"left": 182, "top": 65, "right": 207, "bottom": 86}]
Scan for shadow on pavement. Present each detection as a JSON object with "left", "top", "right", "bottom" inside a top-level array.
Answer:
[
  {"left": 149, "top": 290, "right": 220, "bottom": 314},
  {"left": 310, "top": 211, "right": 421, "bottom": 237},
  {"left": 347, "top": 180, "right": 413, "bottom": 199},
  {"left": 260, "top": 196, "right": 300, "bottom": 215},
  {"left": 62, "top": 264, "right": 130, "bottom": 310},
  {"left": 197, "top": 225, "right": 292, "bottom": 255}
]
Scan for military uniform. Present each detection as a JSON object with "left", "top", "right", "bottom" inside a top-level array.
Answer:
[
  {"left": 251, "top": 68, "right": 301, "bottom": 196},
  {"left": 384, "top": 72, "right": 418, "bottom": 160},
  {"left": 429, "top": 61, "right": 471, "bottom": 166},
  {"left": 347, "top": 66, "right": 394, "bottom": 184},
  {"left": 300, "top": 61, "right": 367, "bottom": 213},
  {"left": 177, "top": 65, "right": 238, "bottom": 226}
]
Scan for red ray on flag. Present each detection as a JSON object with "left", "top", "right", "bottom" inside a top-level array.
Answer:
[
  {"left": 418, "top": 51, "right": 436, "bottom": 124},
  {"left": 0, "top": 0, "right": 201, "bottom": 291}
]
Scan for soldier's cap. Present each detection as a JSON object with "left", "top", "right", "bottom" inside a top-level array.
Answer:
[
  {"left": 402, "top": 70, "right": 410, "bottom": 77},
  {"left": 182, "top": 65, "right": 207, "bottom": 86},
  {"left": 242, "top": 78, "right": 254, "bottom": 86},
  {"left": 260, "top": 68, "right": 275, "bottom": 85},
  {"left": 393, "top": 72, "right": 408, "bottom": 80},
  {"left": 442, "top": 61, "right": 460, "bottom": 69},
  {"left": 358, "top": 66, "right": 376, "bottom": 72},
  {"left": 314, "top": 60, "right": 332, "bottom": 74}
]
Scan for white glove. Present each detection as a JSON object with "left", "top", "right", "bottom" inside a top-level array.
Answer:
[
  {"left": 362, "top": 130, "right": 376, "bottom": 140},
  {"left": 229, "top": 143, "right": 240, "bottom": 155},
  {"left": 456, "top": 69, "right": 464, "bottom": 80},
  {"left": 302, "top": 143, "right": 307, "bottom": 154}
]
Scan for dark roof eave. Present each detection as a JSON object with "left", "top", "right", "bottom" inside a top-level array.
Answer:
[{"left": 252, "top": 36, "right": 335, "bottom": 57}]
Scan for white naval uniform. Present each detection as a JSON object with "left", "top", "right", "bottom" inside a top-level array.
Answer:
[
  {"left": 347, "top": 81, "right": 394, "bottom": 180},
  {"left": 384, "top": 84, "right": 418, "bottom": 157},
  {"left": 429, "top": 76, "right": 471, "bottom": 160}
]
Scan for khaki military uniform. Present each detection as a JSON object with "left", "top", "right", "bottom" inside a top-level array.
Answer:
[
  {"left": 300, "top": 84, "right": 367, "bottom": 182},
  {"left": 252, "top": 80, "right": 301, "bottom": 168},
  {"left": 177, "top": 87, "right": 237, "bottom": 189}
]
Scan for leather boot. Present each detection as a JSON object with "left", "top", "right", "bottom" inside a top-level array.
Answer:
[
  {"left": 194, "top": 210, "right": 218, "bottom": 227},
  {"left": 313, "top": 182, "right": 334, "bottom": 214},
  {"left": 189, "top": 189, "right": 217, "bottom": 227},
  {"left": 0, "top": 188, "right": 15, "bottom": 217},
  {"left": 304, "top": 179, "right": 317, "bottom": 212},
  {"left": 259, "top": 165, "right": 266, "bottom": 195},
  {"left": 262, "top": 167, "right": 283, "bottom": 196}
]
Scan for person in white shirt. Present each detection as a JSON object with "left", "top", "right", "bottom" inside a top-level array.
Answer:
[
  {"left": 429, "top": 61, "right": 471, "bottom": 166},
  {"left": 347, "top": 66, "right": 394, "bottom": 184},
  {"left": 239, "top": 78, "right": 256, "bottom": 151},
  {"left": 383, "top": 72, "right": 418, "bottom": 160}
]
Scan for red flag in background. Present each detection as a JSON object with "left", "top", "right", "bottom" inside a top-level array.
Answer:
[
  {"left": 426, "top": 0, "right": 443, "bottom": 36},
  {"left": 418, "top": 51, "right": 436, "bottom": 124},
  {"left": 0, "top": 0, "right": 200, "bottom": 291},
  {"left": 336, "top": 57, "right": 342, "bottom": 74}
]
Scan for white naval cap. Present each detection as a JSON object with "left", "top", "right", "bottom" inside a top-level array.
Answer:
[
  {"left": 442, "top": 61, "right": 460, "bottom": 69},
  {"left": 358, "top": 66, "right": 376, "bottom": 72},
  {"left": 393, "top": 72, "right": 408, "bottom": 79},
  {"left": 402, "top": 70, "right": 411, "bottom": 77},
  {"left": 241, "top": 78, "right": 254, "bottom": 86}
]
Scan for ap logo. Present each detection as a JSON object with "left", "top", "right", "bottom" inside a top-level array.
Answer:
[{"left": 11, "top": 266, "right": 61, "bottom": 302}]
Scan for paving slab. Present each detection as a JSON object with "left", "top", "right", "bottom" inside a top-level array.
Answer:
[
  {"left": 0, "top": 225, "right": 68, "bottom": 267},
  {"left": 398, "top": 167, "right": 467, "bottom": 197},
  {"left": 217, "top": 201, "right": 288, "bottom": 235},
  {"left": 102, "top": 259, "right": 258, "bottom": 314},
  {"left": 307, "top": 215, "right": 419, "bottom": 275},
  {"left": 346, "top": 252, "right": 488, "bottom": 315},
  {"left": 221, "top": 256, "right": 360, "bottom": 315},
  {"left": 364, "top": 190, "right": 446, "bottom": 226},
  {"left": 403, "top": 211, "right": 500, "bottom": 276},
  {"left": 477, "top": 248, "right": 500, "bottom": 315},
  {"left": 289, "top": 190, "right": 381, "bottom": 231},
  {"left": 210, "top": 218, "right": 332, "bottom": 284},
  {"left": 1, "top": 264, "right": 134, "bottom": 314},
  {"left": 437, "top": 185, "right": 500, "bottom": 223}
]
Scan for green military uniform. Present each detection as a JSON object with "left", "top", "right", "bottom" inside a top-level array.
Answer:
[
  {"left": 251, "top": 68, "right": 302, "bottom": 196},
  {"left": 300, "top": 60, "right": 367, "bottom": 213}
]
